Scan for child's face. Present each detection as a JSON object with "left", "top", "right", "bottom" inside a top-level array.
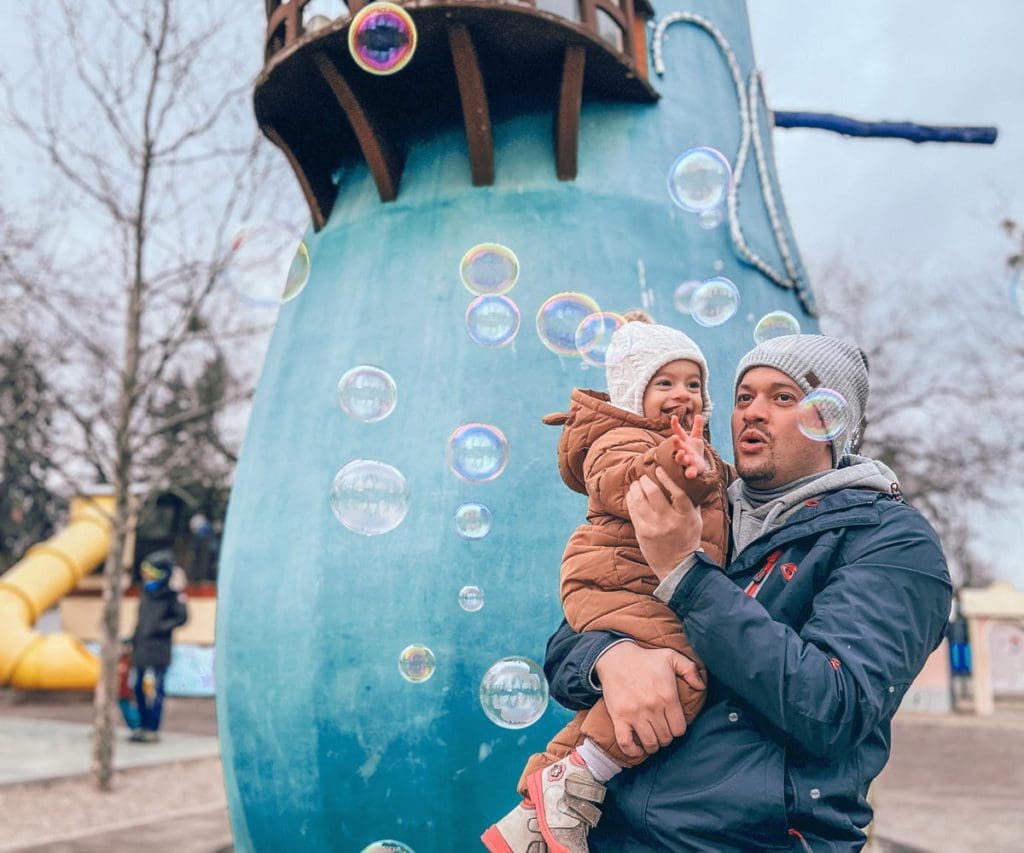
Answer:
[{"left": 642, "top": 359, "right": 704, "bottom": 424}]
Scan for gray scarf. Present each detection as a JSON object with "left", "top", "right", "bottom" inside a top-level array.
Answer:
[{"left": 728, "top": 455, "right": 899, "bottom": 555}]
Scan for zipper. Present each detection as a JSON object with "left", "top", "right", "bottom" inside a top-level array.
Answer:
[{"left": 745, "top": 550, "right": 782, "bottom": 599}]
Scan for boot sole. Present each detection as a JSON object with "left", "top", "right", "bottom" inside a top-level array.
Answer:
[
  {"left": 480, "top": 824, "right": 514, "bottom": 853},
  {"left": 526, "top": 770, "right": 575, "bottom": 853}
]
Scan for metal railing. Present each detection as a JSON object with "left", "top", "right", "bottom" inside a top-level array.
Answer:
[{"left": 262, "top": 0, "right": 648, "bottom": 69}]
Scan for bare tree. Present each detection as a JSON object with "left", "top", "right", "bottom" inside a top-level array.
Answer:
[
  {"left": 815, "top": 257, "right": 1024, "bottom": 587},
  {"left": 1, "top": 0, "right": 299, "bottom": 789}
]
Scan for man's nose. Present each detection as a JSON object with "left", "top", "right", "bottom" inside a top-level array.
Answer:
[{"left": 743, "top": 396, "right": 769, "bottom": 420}]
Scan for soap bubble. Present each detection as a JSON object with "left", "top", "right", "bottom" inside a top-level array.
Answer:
[
  {"left": 698, "top": 206, "right": 724, "bottom": 230},
  {"left": 282, "top": 242, "right": 311, "bottom": 302},
  {"left": 753, "top": 311, "right": 801, "bottom": 344},
  {"left": 329, "top": 460, "right": 410, "bottom": 535},
  {"left": 690, "top": 277, "right": 739, "bottom": 327},
  {"left": 458, "top": 585, "right": 485, "bottom": 612},
  {"left": 673, "top": 280, "right": 702, "bottom": 316},
  {"left": 667, "top": 147, "right": 733, "bottom": 213},
  {"left": 479, "top": 656, "right": 549, "bottom": 729},
  {"left": 466, "top": 295, "right": 521, "bottom": 348},
  {"left": 362, "top": 839, "right": 413, "bottom": 851},
  {"left": 797, "top": 389, "right": 850, "bottom": 442},
  {"left": 361, "top": 843, "right": 414, "bottom": 853},
  {"left": 349, "top": 2, "right": 417, "bottom": 75},
  {"left": 454, "top": 502, "right": 492, "bottom": 539},
  {"left": 447, "top": 423, "right": 509, "bottom": 483},
  {"left": 575, "top": 312, "right": 625, "bottom": 368},
  {"left": 360, "top": 843, "right": 415, "bottom": 853},
  {"left": 460, "top": 243, "right": 519, "bottom": 295},
  {"left": 537, "top": 292, "right": 601, "bottom": 355},
  {"left": 398, "top": 645, "right": 435, "bottom": 683},
  {"left": 223, "top": 223, "right": 309, "bottom": 306},
  {"left": 337, "top": 366, "right": 397, "bottom": 422}
]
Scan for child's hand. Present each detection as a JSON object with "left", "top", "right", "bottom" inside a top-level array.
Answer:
[{"left": 671, "top": 414, "right": 708, "bottom": 480}]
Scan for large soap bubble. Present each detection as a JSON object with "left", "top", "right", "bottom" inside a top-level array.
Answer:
[
  {"left": 398, "top": 645, "right": 436, "bottom": 683},
  {"left": 536, "top": 292, "right": 600, "bottom": 356},
  {"left": 466, "top": 295, "right": 521, "bottom": 348},
  {"left": 479, "top": 657, "right": 549, "bottom": 729},
  {"left": 329, "top": 459, "right": 410, "bottom": 535},
  {"left": 574, "top": 312, "right": 625, "bottom": 368},
  {"left": 690, "top": 277, "right": 739, "bottom": 327},
  {"left": 454, "top": 502, "right": 492, "bottom": 539},
  {"left": 349, "top": 2, "right": 417, "bottom": 75},
  {"left": 223, "top": 223, "right": 309, "bottom": 306},
  {"left": 667, "top": 147, "right": 733, "bottom": 213},
  {"left": 753, "top": 311, "right": 801, "bottom": 344},
  {"left": 337, "top": 365, "right": 397, "bottom": 422},
  {"left": 797, "top": 389, "right": 850, "bottom": 442},
  {"left": 460, "top": 243, "right": 519, "bottom": 295},
  {"left": 447, "top": 423, "right": 509, "bottom": 483}
]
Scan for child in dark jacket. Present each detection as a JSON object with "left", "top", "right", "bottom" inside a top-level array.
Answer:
[
  {"left": 129, "top": 550, "right": 188, "bottom": 743},
  {"left": 484, "top": 313, "right": 732, "bottom": 853}
]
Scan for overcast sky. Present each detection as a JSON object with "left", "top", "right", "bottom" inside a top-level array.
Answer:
[
  {"left": 748, "top": 0, "right": 1022, "bottom": 279},
  {"left": 747, "top": 1, "right": 1024, "bottom": 586}
]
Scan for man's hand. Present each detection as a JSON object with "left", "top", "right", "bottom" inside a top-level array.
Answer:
[
  {"left": 626, "top": 468, "right": 703, "bottom": 579},
  {"left": 670, "top": 414, "right": 708, "bottom": 480},
  {"left": 594, "top": 642, "right": 705, "bottom": 758}
]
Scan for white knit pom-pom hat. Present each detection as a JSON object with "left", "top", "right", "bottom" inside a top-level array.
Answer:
[{"left": 605, "top": 313, "right": 711, "bottom": 418}]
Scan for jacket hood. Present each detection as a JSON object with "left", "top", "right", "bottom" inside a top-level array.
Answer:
[
  {"left": 543, "top": 389, "right": 706, "bottom": 495},
  {"left": 728, "top": 455, "right": 902, "bottom": 554}
]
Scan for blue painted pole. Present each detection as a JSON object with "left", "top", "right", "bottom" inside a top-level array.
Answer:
[{"left": 772, "top": 110, "right": 998, "bottom": 145}]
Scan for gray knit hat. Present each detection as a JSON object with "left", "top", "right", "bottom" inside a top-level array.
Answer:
[
  {"left": 606, "top": 317, "right": 711, "bottom": 418},
  {"left": 734, "top": 334, "right": 869, "bottom": 465}
]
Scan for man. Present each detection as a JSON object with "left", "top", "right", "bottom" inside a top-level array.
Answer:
[
  {"left": 129, "top": 550, "right": 189, "bottom": 743},
  {"left": 538, "top": 335, "right": 951, "bottom": 851}
]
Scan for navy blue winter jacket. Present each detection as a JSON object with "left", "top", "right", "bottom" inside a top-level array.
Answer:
[{"left": 544, "top": 487, "right": 951, "bottom": 852}]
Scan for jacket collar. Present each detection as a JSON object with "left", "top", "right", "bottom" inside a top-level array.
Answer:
[{"left": 726, "top": 488, "right": 885, "bottom": 578}]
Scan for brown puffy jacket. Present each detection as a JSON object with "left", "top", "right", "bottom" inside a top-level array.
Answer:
[
  {"left": 517, "top": 389, "right": 732, "bottom": 788},
  {"left": 547, "top": 388, "right": 732, "bottom": 635}
]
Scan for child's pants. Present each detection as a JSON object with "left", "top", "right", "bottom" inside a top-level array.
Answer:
[{"left": 133, "top": 666, "right": 168, "bottom": 732}]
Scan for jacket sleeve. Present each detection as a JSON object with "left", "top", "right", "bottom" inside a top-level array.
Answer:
[
  {"left": 584, "top": 430, "right": 717, "bottom": 519},
  {"left": 666, "top": 506, "right": 952, "bottom": 759},
  {"left": 543, "top": 618, "right": 628, "bottom": 711}
]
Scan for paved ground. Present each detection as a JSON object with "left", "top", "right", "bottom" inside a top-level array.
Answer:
[
  {"left": 868, "top": 711, "right": 1024, "bottom": 853},
  {"left": 0, "top": 689, "right": 219, "bottom": 736},
  {"left": 0, "top": 717, "right": 219, "bottom": 785},
  {"left": 2, "top": 690, "right": 1023, "bottom": 852}
]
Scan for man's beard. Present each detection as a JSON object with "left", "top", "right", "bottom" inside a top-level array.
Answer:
[{"left": 735, "top": 456, "right": 775, "bottom": 484}]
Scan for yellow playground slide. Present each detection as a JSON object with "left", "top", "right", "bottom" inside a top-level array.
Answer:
[{"left": 0, "top": 494, "right": 113, "bottom": 690}]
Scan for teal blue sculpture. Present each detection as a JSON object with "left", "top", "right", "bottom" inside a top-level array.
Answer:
[{"left": 217, "top": 2, "right": 817, "bottom": 849}]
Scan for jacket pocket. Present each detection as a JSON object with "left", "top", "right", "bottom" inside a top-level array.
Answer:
[{"left": 643, "top": 710, "right": 791, "bottom": 849}]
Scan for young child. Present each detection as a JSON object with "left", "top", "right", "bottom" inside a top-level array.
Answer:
[
  {"left": 117, "top": 639, "right": 141, "bottom": 733},
  {"left": 483, "top": 313, "right": 732, "bottom": 853}
]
